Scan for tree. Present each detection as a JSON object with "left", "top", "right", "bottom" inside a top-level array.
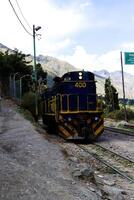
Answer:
[
  {"left": 105, "top": 77, "right": 120, "bottom": 112},
  {"left": 0, "top": 49, "right": 48, "bottom": 97},
  {"left": 0, "top": 49, "right": 33, "bottom": 95},
  {"left": 0, "top": 49, "right": 33, "bottom": 78}
]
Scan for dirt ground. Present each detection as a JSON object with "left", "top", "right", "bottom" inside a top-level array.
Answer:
[
  {"left": 0, "top": 99, "right": 133, "bottom": 200},
  {"left": 0, "top": 99, "right": 100, "bottom": 200}
]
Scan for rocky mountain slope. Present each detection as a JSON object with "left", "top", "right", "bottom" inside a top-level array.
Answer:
[
  {"left": 0, "top": 43, "right": 12, "bottom": 53},
  {"left": 94, "top": 70, "right": 134, "bottom": 99},
  {"left": 0, "top": 43, "right": 134, "bottom": 99},
  {"left": 37, "top": 54, "right": 78, "bottom": 77}
]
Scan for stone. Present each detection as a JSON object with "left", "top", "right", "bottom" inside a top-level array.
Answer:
[
  {"left": 72, "top": 169, "right": 82, "bottom": 177},
  {"left": 97, "top": 174, "right": 104, "bottom": 178},
  {"left": 89, "top": 187, "right": 95, "bottom": 192},
  {"left": 69, "top": 156, "right": 78, "bottom": 162},
  {"left": 71, "top": 181, "right": 76, "bottom": 185},
  {"left": 103, "top": 180, "right": 115, "bottom": 186},
  {"left": 103, "top": 186, "right": 126, "bottom": 200}
]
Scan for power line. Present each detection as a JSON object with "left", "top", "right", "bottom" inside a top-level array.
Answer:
[
  {"left": 8, "top": 0, "right": 33, "bottom": 36},
  {"left": 14, "top": 0, "right": 32, "bottom": 31}
]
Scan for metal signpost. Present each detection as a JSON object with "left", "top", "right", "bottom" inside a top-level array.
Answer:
[
  {"left": 120, "top": 52, "right": 127, "bottom": 121},
  {"left": 121, "top": 51, "right": 134, "bottom": 121}
]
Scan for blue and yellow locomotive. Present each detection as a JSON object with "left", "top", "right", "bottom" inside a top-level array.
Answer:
[{"left": 42, "top": 71, "right": 104, "bottom": 141}]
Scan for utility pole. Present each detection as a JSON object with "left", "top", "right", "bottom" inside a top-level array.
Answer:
[{"left": 33, "top": 25, "right": 41, "bottom": 121}]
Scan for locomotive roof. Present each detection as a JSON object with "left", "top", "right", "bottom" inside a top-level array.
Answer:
[
  {"left": 62, "top": 71, "right": 94, "bottom": 77},
  {"left": 61, "top": 71, "right": 95, "bottom": 81}
]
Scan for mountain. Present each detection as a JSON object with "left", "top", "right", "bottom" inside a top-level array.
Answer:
[
  {"left": 94, "top": 70, "right": 134, "bottom": 99},
  {"left": 110, "top": 71, "right": 134, "bottom": 99},
  {"left": 94, "top": 70, "right": 110, "bottom": 78},
  {"left": 0, "top": 43, "right": 12, "bottom": 53},
  {"left": 0, "top": 43, "right": 9, "bottom": 49},
  {"left": 0, "top": 43, "right": 134, "bottom": 99},
  {"left": 37, "top": 54, "right": 78, "bottom": 77}
]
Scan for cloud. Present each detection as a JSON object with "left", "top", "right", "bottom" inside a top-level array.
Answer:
[
  {"left": 1, "top": 0, "right": 134, "bottom": 76},
  {"left": 20, "top": 0, "right": 88, "bottom": 38},
  {"left": 121, "top": 42, "right": 134, "bottom": 51},
  {"left": 58, "top": 45, "right": 134, "bottom": 74},
  {"left": 58, "top": 45, "right": 97, "bottom": 70},
  {"left": 97, "top": 50, "right": 121, "bottom": 71},
  {"left": 80, "top": 1, "right": 92, "bottom": 10},
  {"left": 39, "top": 38, "right": 72, "bottom": 56},
  {"left": 0, "top": 0, "right": 90, "bottom": 54}
]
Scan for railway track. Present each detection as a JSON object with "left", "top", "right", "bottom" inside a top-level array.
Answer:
[
  {"left": 38, "top": 120, "right": 134, "bottom": 183},
  {"left": 94, "top": 143, "right": 134, "bottom": 164},
  {"left": 104, "top": 126, "right": 134, "bottom": 136},
  {"left": 77, "top": 144, "right": 134, "bottom": 184}
]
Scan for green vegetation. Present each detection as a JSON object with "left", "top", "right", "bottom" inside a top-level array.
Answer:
[
  {"left": 0, "top": 50, "right": 32, "bottom": 95},
  {"left": 103, "top": 78, "right": 134, "bottom": 122},
  {"left": 106, "top": 108, "right": 134, "bottom": 121},
  {"left": 104, "top": 78, "right": 120, "bottom": 112},
  {"left": 0, "top": 49, "right": 32, "bottom": 76},
  {"left": 0, "top": 49, "right": 47, "bottom": 120},
  {"left": 0, "top": 49, "right": 47, "bottom": 95},
  {"left": 21, "top": 91, "right": 43, "bottom": 119}
]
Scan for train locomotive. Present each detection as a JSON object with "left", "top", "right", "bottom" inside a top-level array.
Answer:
[{"left": 42, "top": 71, "right": 104, "bottom": 141}]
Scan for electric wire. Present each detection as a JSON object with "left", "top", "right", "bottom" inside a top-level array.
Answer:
[
  {"left": 12, "top": 0, "right": 40, "bottom": 38},
  {"left": 8, "top": 0, "right": 33, "bottom": 36},
  {"left": 14, "top": 0, "right": 32, "bottom": 31}
]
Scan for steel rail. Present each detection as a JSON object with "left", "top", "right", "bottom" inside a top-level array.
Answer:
[
  {"left": 94, "top": 143, "right": 134, "bottom": 164},
  {"left": 78, "top": 144, "right": 134, "bottom": 184},
  {"left": 104, "top": 126, "right": 134, "bottom": 136}
]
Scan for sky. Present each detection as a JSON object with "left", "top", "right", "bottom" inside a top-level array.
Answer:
[{"left": 1, "top": 0, "right": 134, "bottom": 74}]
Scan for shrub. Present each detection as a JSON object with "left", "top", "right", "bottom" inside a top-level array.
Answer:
[
  {"left": 21, "top": 91, "right": 42, "bottom": 120},
  {"left": 106, "top": 108, "right": 134, "bottom": 121}
]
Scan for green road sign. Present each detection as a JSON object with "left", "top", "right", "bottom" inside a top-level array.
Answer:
[{"left": 124, "top": 52, "right": 134, "bottom": 64}]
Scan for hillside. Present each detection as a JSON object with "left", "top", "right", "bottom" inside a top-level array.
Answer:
[
  {"left": 0, "top": 43, "right": 134, "bottom": 99},
  {"left": 0, "top": 43, "right": 12, "bottom": 53},
  {"left": 37, "top": 54, "right": 78, "bottom": 77},
  {"left": 94, "top": 70, "right": 134, "bottom": 99}
]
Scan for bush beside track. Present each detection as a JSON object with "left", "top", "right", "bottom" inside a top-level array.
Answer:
[{"left": 105, "top": 108, "right": 134, "bottom": 122}]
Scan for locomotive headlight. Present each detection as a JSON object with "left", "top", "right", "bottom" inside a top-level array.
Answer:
[
  {"left": 79, "top": 72, "right": 83, "bottom": 79},
  {"left": 79, "top": 75, "right": 82, "bottom": 79},
  {"left": 94, "top": 117, "right": 99, "bottom": 121},
  {"left": 68, "top": 117, "right": 72, "bottom": 121}
]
